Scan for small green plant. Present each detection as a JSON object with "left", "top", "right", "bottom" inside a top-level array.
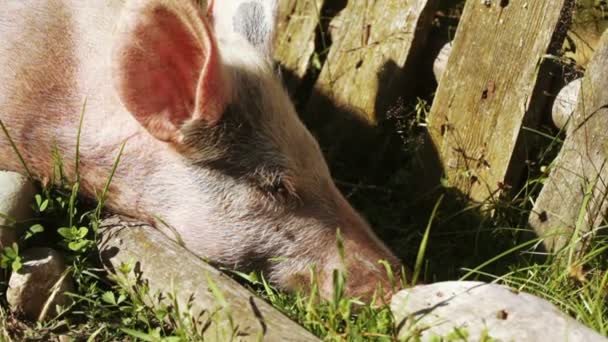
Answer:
[
  {"left": 0, "top": 243, "right": 22, "bottom": 272},
  {"left": 57, "top": 225, "right": 93, "bottom": 252},
  {"left": 24, "top": 224, "right": 44, "bottom": 241}
]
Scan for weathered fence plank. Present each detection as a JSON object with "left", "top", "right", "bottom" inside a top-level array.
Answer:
[
  {"left": 273, "top": 0, "right": 324, "bottom": 93},
  {"left": 306, "top": 0, "right": 437, "bottom": 124},
  {"left": 98, "top": 216, "right": 319, "bottom": 342},
  {"left": 529, "top": 31, "right": 608, "bottom": 251},
  {"left": 425, "top": 0, "right": 573, "bottom": 203},
  {"left": 303, "top": 0, "right": 437, "bottom": 170}
]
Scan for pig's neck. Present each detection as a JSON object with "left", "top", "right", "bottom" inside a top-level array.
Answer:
[
  {"left": 0, "top": 109, "right": 188, "bottom": 227},
  {"left": 76, "top": 117, "right": 193, "bottom": 225}
]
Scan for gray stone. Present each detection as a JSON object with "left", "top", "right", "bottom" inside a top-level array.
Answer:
[
  {"left": 391, "top": 281, "right": 606, "bottom": 341},
  {"left": 98, "top": 215, "right": 319, "bottom": 341},
  {"left": 433, "top": 41, "right": 453, "bottom": 83},
  {"left": 7, "top": 248, "right": 73, "bottom": 321},
  {"left": 552, "top": 78, "right": 582, "bottom": 131},
  {"left": 0, "top": 171, "right": 36, "bottom": 249}
]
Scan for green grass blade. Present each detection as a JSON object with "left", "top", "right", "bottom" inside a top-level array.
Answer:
[
  {"left": 74, "top": 98, "right": 87, "bottom": 183},
  {"left": 460, "top": 238, "right": 541, "bottom": 280},
  {"left": 413, "top": 194, "right": 443, "bottom": 285},
  {"left": 0, "top": 119, "right": 33, "bottom": 179},
  {"left": 94, "top": 141, "right": 126, "bottom": 221}
]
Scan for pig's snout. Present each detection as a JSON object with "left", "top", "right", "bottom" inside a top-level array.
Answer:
[{"left": 317, "top": 191, "right": 404, "bottom": 303}]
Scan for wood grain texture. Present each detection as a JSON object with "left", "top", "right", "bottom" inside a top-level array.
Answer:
[
  {"left": 273, "top": 0, "right": 324, "bottom": 92},
  {"left": 98, "top": 216, "right": 319, "bottom": 342},
  {"left": 305, "top": 0, "right": 437, "bottom": 125},
  {"left": 529, "top": 31, "right": 608, "bottom": 251},
  {"left": 426, "top": 0, "right": 573, "bottom": 203}
]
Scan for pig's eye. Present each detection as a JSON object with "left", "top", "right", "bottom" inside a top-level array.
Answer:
[
  {"left": 259, "top": 174, "right": 296, "bottom": 201},
  {"left": 271, "top": 181, "right": 287, "bottom": 196},
  {"left": 267, "top": 177, "right": 288, "bottom": 197}
]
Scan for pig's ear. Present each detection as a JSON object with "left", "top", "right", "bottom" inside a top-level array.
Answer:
[
  {"left": 113, "top": 1, "right": 229, "bottom": 144},
  {"left": 209, "top": 0, "right": 278, "bottom": 56}
]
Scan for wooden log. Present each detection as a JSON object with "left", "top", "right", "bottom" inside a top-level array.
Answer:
[
  {"left": 425, "top": 0, "right": 573, "bottom": 203},
  {"left": 303, "top": 0, "right": 438, "bottom": 174},
  {"left": 98, "top": 216, "right": 319, "bottom": 342},
  {"left": 273, "top": 0, "right": 325, "bottom": 93},
  {"left": 529, "top": 31, "right": 608, "bottom": 251}
]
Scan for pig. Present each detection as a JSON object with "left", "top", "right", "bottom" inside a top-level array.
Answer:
[{"left": 0, "top": 0, "right": 403, "bottom": 301}]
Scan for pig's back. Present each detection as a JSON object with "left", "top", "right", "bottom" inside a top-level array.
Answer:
[{"left": 0, "top": 1, "right": 130, "bottom": 174}]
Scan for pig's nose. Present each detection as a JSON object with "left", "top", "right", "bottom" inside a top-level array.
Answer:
[
  {"left": 337, "top": 206, "right": 402, "bottom": 278},
  {"left": 315, "top": 187, "right": 405, "bottom": 302},
  {"left": 315, "top": 255, "right": 400, "bottom": 304},
  {"left": 343, "top": 254, "right": 401, "bottom": 301}
]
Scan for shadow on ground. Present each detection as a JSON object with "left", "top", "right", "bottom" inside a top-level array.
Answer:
[{"left": 273, "top": 0, "right": 552, "bottom": 283}]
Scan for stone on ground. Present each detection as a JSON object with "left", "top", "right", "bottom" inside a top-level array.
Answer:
[
  {"left": 98, "top": 216, "right": 320, "bottom": 341},
  {"left": 433, "top": 41, "right": 452, "bottom": 83},
  {"left": 552, "top": 78, "right": 582, "bottom": 131},
  {"left": 391, "top": 281, "right": 606, "bottom": 341},
  {"left": 0, "top": 171, "right": 36, "bottom": 249},
  {"left": 7, "top": 248, "right": 73, "bottom": 321}
]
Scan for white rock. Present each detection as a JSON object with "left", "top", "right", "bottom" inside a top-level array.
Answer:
[
  {"left": 7, "top": 248, "right": 73, "bottom": 321},
  {"left": 433, "top": 42, "right": 453, "bottom": 83},
  {"left": 0, "top": 171, "right": 36, "bottom": 249},
  {"left": 552, "top": 78, "right": 582, "bottom": 131},
  {"left": 391, "top": 281, "right": 606, "bottom": 342}
]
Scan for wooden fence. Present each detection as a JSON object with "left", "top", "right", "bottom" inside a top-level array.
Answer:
[{"left": 273, "top": 0, "right": 608, "bottom": 251}]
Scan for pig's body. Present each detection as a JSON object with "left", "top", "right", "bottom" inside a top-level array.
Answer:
[
  {"left": 0, "top": 0, "right": 402, "bottom": 300},
  {"left": 1, "top": 1, "right": 151, "bottom": 202}
]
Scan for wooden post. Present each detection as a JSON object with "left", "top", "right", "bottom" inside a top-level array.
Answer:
[
  {"left": 425, "top": 0, "right": 573, "bottom": 203},
  {"left": 529, "top": 31, "right": 608, "bottom": 251},
  {"left": 98, "top": 216, "right": 320, "bottom": 342},
  {"left": 305, "top": 0, "right": 437, "bottom": 122},
  {"left": 273, "top": 0, "right": 325, "bottom": 93},
  {"left": 302, "top": 0, "right": 438, "bottom": 175}
]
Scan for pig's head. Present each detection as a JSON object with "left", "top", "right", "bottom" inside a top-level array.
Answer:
[{"left": 112, "top": 0, "right": 403, "bottom": 301}]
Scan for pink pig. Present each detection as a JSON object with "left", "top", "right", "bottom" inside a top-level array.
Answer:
[{"left": 0, "top": 0, "right": 403, "bottom": 301}]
